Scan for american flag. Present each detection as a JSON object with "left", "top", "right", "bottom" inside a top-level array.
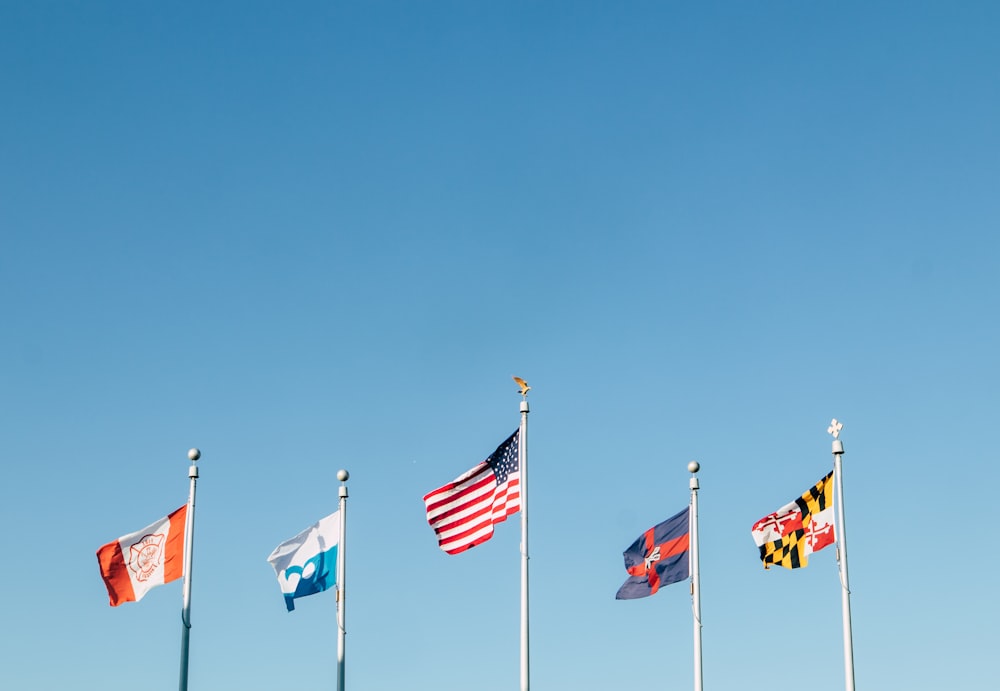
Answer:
[{"left": 423, "top": 429, "right": 521, "bottom": 555}]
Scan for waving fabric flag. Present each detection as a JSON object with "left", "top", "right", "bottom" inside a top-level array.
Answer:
[
  {"left": 96, "top": 505, "right": 187, "bottom": 607},
  {"left": 267, "top": 511, "right": 340, "bottom": 612},
  {"left": 424, "top": 429, "right": 520, "bottom": 555},
  {"left": 751, "top": 471, "right": 835, "bottom": 569},
  {"left": 616, "top": 507, "right": 690, "bottom": 600}
]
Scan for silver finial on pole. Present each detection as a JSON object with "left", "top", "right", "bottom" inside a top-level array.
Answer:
[
  {"left": 188, "top": 448, "right": 201, "bottom": 462},
  {"left": 828, "top": 419, "right": 844, "bottom": 455},
  {"left": 827, "top": 419, "right": 843, "bottom": 439}
]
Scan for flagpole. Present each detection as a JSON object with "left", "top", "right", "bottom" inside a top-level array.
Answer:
[
  {"left": 336, "top": 469, "right": 349, "bottom": 691},
  {"left": 688, "top": 461, "right": 703, "bottom": 691},
  {"left": 179, "top": 448, "right": 200, "bottom": 691},
  {"left": 829, "top": 419, "right": 856, "bottom": 691},
  {"left": 519, "top": 392, "right": 530, "bottom": 691}
]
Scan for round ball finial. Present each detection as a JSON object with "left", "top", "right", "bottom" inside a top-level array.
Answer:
[
  {"left": 188, "top": 448, "right": 201, "bottom": 461},
  {"left": 337, "top": 469, "right": 350, "bottom": 482},
  {"left": 687, "top": 460, "right": 700, "bottom": 474}
]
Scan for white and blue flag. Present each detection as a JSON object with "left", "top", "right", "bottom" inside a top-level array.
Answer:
[{"left": 267, "top": 511, "right": 340, "bottom": 612}]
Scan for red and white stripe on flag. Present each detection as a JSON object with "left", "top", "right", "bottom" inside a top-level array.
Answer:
[
  {"left": 424, "top": 462, "right": 520, "bottom": 555},
  {"left": 96, "top": 505, "right": 187, "bottom": 607}
]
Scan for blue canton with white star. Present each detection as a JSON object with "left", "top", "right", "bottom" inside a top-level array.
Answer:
[{"left": 487, "top": 431, "right": 519, "bottom": 484}]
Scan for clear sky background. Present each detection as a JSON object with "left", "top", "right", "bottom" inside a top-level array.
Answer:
[{"left": 2, "top": 2, "right": 997, "bottom": 689}]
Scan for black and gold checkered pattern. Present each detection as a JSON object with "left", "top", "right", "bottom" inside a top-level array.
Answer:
[{"left": 759, "top": 472, "right": 833, "bottom": 570}]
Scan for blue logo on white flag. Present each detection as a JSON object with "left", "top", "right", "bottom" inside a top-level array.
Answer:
[
  {"left": 267, "top": 511, "right": 340, "bottom": 612},
  {"left": 280, "top": 547, "right": 337, "bottom": 610}
]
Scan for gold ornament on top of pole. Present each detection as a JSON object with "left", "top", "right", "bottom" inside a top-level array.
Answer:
[{"left": 513, "top": 376, "right": 531, "bottom": 398}]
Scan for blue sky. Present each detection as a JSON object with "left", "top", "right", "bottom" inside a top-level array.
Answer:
[{"left": 2, "top": 2, "right": 998, "bottom": 689}]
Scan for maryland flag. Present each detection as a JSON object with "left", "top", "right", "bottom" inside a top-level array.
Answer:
[{"left": 751, "top": 472, "right": 835, "bottom": 569}]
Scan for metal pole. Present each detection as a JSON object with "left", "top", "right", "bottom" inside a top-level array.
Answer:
[
  {"left": 688, "top": 461, "right": 703, "bottom": 691},
  {"left": 519, "top": 397, "right": 530, "bottom": 691},
  {"left": 179, "top": 448, "right": 200, "bottom": 691},
  {"left": 829, "top": 420, "right": 856, "bottom": 691},
  {"left": 336, "top": 469, "right": 349, "bottom": 691}
]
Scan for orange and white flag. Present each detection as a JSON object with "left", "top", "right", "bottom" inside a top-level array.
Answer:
[{"left": 96, "top": 505, "right": 187, "bottom": 606}]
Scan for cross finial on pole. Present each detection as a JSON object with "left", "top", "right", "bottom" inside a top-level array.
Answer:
[{"left": 828, "top": 419, "right": 843, "bottom": 439}]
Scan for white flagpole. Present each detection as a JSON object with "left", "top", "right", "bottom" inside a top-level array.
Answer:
[
  {"left": 688, "top": 461, "right": 703, "bottom": 691},
  {"left": 828, "top": 419, "right": 856, "bottom": 691},
  {"left": 179, "top": 448, "right": 200, "bottom": 691},
  {"left": 518, "top": 389, "right": 530, "bottom": 691},
  {"left": 336, "top": 469, "right": 350, "bottom": 691}
]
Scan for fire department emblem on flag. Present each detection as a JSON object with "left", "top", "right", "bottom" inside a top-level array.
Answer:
[
  {"left": 128, "top": 533, "right": 166, "bottom": 582},
  {"left": 96, "top": 505, "right": 187, "bottom": 606}
]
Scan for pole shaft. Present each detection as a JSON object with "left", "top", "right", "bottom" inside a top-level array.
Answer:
[
  {"left": 833, "top": 445, "right": 856, "bottom": 691},
  {"left": 179, "top": 463, "right": 198, "bottom": 691},
  {"left": 519, "top": 400, "right": 530, "bottom": 691},
  {"left": 690, "top": 477, "right": 703, "bottom": 691},
  {"left": 337, "top": 483, "right": 348, "bottom": 691}
]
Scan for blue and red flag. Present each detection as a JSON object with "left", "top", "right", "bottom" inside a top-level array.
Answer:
[{"left": 616, "top": 507, "right": 690, "bottom": 600}]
